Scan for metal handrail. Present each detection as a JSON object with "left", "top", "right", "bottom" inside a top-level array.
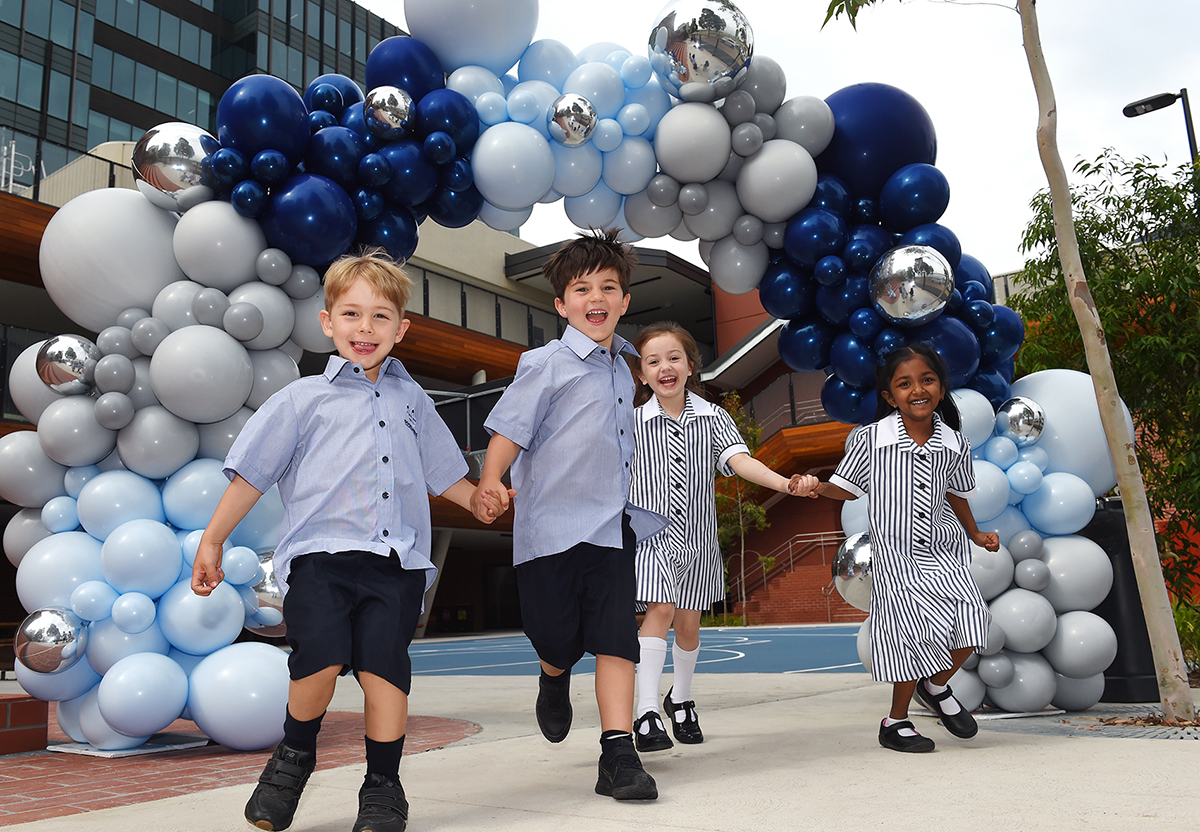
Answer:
[{"left": 727, "top": 529, "right": 847, "bottom": 602}]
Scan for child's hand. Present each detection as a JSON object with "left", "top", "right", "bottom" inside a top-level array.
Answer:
[
  {"left": 971, "top": 530, "right": 1000, "bottom": 552},
  {"left": 471, "top": 482, "right": 514, "bottom": 523},
  {"left": 191, "top": 541, "right": 225, "bottom": 596},
  {"left": 788, "top": 474, "right": 820, "bottom": 498}
]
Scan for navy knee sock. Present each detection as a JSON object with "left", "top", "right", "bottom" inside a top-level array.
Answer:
[
  {"left": 365, "top": 735, "right": 406, "bottom": 780},
  {"left": 283, "top": 709, "right": 324, "bottom": 753}
]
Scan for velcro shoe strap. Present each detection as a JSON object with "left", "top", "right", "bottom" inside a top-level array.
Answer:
[{"left": 260, "top": 756, "right": 313, "bottom": 788}]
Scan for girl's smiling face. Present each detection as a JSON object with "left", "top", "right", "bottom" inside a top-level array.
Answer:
[
  {"left": 638, "top": 333, "right": 693, "bottom": 407},
  {"left": 881, "top": 355, "right": 945, "bottom": 424}
]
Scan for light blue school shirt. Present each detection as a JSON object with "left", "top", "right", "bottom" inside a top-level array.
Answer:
[
  {"left": 224, "top": 355, "right": 468, "bottom": 598},
  {"left": 484, "top": 325, "right": 665, "bottom": 566}
]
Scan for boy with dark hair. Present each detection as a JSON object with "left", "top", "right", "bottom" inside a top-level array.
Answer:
[
  {"left": 471, "top": 228, "right": 665, "bottom": 800},
  {"left": 193, "top": 249, "right": 503, "bottom": 832}
]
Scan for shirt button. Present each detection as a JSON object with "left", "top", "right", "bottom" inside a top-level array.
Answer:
[
  {"left": 672, "top": 430, "right": 680, "bottom": 437},
  {"left": 353, "top": 367, "right": 360, "bottom": 373},
  {"left": 379, "top": 420, "right": 385, "bottom": 427},
  {"left": 917, "top": 538, "right": 927, "bottom": 545},
  {"left": 383, "top": 492, "right": 390, "bottom": 499},
  {"left": 383, "top": 529, "right": 389, "bottom": 537},
  {"left": 375, "top": 391, "right": 380, "bottom": 397},
  {"left": 382, "top": 456, "right": 389, "bottom": 463},
  {"left": 620, "top": 430, "right": 624, "bottom": 435},
  {"left": 917, "top": 511, "right": 927, "bottom": 519},
  {"left": 618, "top": 398, "right": 623, "bottom": 404}
]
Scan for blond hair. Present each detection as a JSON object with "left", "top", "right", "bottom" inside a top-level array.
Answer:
[{"left": 323, "top": 248, "right": 413, "bottom": 314}]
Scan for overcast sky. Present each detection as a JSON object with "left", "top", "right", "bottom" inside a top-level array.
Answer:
[{"left": 369, "top": 0, "right": 1199, "bottom": 278}]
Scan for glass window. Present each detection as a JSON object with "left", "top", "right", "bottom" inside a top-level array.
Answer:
[
  {"left": 199, "top": 30, "right": 212, "bottom": 69},
  {"left": 25, "top": 0, "right": 51, "bottom": 38},
  {"left": 270, "top": 36, "right": 285, "bottom": 77},
  {"left": 287, "top": 45, "right": 301, "bottom": 87},
  {"left": 272, "top": 0, "right": 285, "bottom": 22},
  {"left": 72, "top": 79, "right": 89, "bottom": 125},
  {"left": 95, "top": 0, "right": 116, "bottom": 25},
  {"left": 111, "top": 117, "right": 131, "bottom": 142},
  {"left": 156, "top": 71, "right": 175, "bottom": 114},
  {"left": 256, "top": 31, "right": 268, "bottom": 71},
  {"left": 77, "top": 11, "right": 93, "bottom": 50},
  {"left": 50, "top": 0, "right": 75, "bottom": 47},
  {"left": 258, "top": 0, "right": 269, "bottom": 11},
  {"left": 17, "top": 58, "right": 43, "bottom": 110},
  {"left": 137, "top": 2, "right": 157, "bottom": 42},
  {"left": 305, "top": 55, "right": 317, "bottom": 84},
  {"left": 0, "top": 51, "right": 17, "bottom": 100},
  {"left": 48, "top": 70, "right": 71, "bottom": 120},
  {"left": 115, "top": 0, "right": 137, "bottom": 33},
  {"left": 323, "top": 10, "right": 334, "bottom": 44},
  {"left": 289, "top": 0, "right": 300, "bottom": 28},
  {"left": 92, "top": 45, "right": 113, "bottom": 89},
  {"left": 0, "top": 0, "right": 22, "bottom": 28},
  {"left": 177, "top": 79, "right": 197, "bottom": 122},
  {"left": 159, "top": 11, "right": 179, "bottom": 54},
  {"left": 338, "top": 16, "right": 349, "bottom": 54},
  {"left": 87, "top": 110, "right": 108, "bottom": 149},
  {"left": 111, "top": 52, "right": 134, "bottom": 98},
  {"left": 306, "top": 1, "right": 317, "bottom": 37},
  {"left": 180, "top": 21, "right": 200, "bottom": 63},
  {"left": 197, "top": 89, "right": 213, "bottom": 130},
  {"left": 354, "top": 26, "right": 364, "bottom": 60},
  {"left": 134, "top": 62, "right": 155, "bottom": 107},
  {"left": 41, "top": 141, "right": 68, "bottom": 177}
]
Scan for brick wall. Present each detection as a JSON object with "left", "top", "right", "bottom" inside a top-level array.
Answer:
[
  {"left": 0, "top": 694, "right": 48, "bottom": 755},
  {"left": 735, "top": 563, "right": 868, "bottom": 626}
]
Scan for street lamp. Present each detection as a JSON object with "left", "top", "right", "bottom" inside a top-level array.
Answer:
[{"left": 1123, "top": 88, "right": 1198, "bottom": 163}]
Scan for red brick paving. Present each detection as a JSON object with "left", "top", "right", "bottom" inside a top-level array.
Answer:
[{"left": 0, "top": 708, "right": 480, "bottom": 826}]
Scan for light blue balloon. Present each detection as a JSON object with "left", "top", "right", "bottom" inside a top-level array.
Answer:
[
  {"left": 603, "top": 48, "right": 632, "bottom": 72},
  {"left": 101, "top": 519, "right": 183, "bottom": 599},
  {"left": 616, "top": 103, "right": 650, "bottom": 137},
  {"left": 16, "top": 651, "right": 101, "bottom": 702},
  {"left": 78, "top": 684, "right": 151, "bottom": 750},
  {"left": 551, "top": 142, "right": 603, "bottom": 198},
  {"left": 518, "top": 39, "right": 578, "bottom": 90},
  {"left": 157, "top": 579, "right": 244, "bottom": 656},
  {"left": 64, "top": 465, "right": 102, "bottom": 499},
  {"left": 477, "top": 201, "right": 533, "bottom": 232},
  {"left": 229, "top": 484, "right": 284, "bottom": 551},
  {"left": 1006, "top": 460, "right": 1044, "bottom": 495},
  {"left": 16, "top": 531, "right": 104, "bottom": 613},
  {"left": 56, "top": 691, "right": 88, "bottom": 741},
  {"left": 576, "top": 41, "right": 628, "bottom": 64},
  {"left": 76, "top": 469, "right": 165, "bottom": 540},
  {"left": 1021, "top": 472, "right": 1097, "bottom": 536},
  {"left": 187, "top": 642, "right": 289, "bottom": 750},
  {"left": 1017, "top": 444, "right": 1050, "bottom": 472},
  {"left": 601, "top": 136, "right": 657, "bottom": 195},
  {"left": 623, "top": 79, "right": 672, "bottom": 136},
  {"left": 475, "top": 91, "right": 509, "bottom": 127},
  {"left": 591, "top": 118, "right": 623, "bottom": 153},
  {"left": 110, "top": 591, "right": 156, "bottom": 634},
  {"left": 471, "top": 122, "right": 555, "bottom": 211},
  {"left": 984, "top": 435, "right": 1019, "bottom": 469},
  {"left": 969, "top": 459, "right": 1013, "bottom": 524},
  {"left": 506, "top": 88, "right": 541, "bottom": 124},
  {"left": 564, "top": 62, "right": 625, "bottom": 119},
  {"left": 41, "top": 495, "right": 80, "bottom": 533},
  {"left": 506, "top": 80, "right": 560, "bottom": 137},
  {"left": 979, "top": 505, "right": 1032, "bottom": 550},
  {"left": 446, "top": 65, "right": 504, "bottom": 104},
  {"left": 98, "top": 651, "right": 189, "bottom": 737},
  {"left": 85, "top": 616, "right": 170, "bottom": 675},
  {"left": 564, "top": 180, "right": 622, "bottom": 229},
  {"left": 162, "top": 458, "right": 229, "bottom": 532},
  {"left": 222, "top": 546, "right": 260, "bottom": 586},
  {"left": 621, "top": 55, "right": 652, "bottom": 89},
  {"left": 71, "top": 580, "right": 119, "bottom": 621}
]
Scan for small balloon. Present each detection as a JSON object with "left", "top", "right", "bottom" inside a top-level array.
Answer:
[
  {"left": 547, "top": 93, "right": 598, "bottom": 146},
  {"left": 831, "top": 532, "right": 872, "bottom": 612}
]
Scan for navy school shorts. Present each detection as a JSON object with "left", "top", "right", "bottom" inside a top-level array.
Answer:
[{"left": 282, "top": 550, "right": 425, "bottom": 694}]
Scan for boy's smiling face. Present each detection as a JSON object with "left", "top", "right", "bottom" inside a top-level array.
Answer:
[
  {"left": 554, "top": 267, "right": 630, "bottom": 351},
  {"left": 319, "top": 276, "right": 409, "bottom": 382}
]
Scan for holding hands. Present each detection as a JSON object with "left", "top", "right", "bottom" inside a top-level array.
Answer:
[
  {"left": 470, "top": 483, "right": 515, "bottom": 524},
  {"left": 788, "top": 474, "right": 820, "bottom": 498}
]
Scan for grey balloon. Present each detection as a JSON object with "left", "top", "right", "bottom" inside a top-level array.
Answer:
[
  {"left": 192, "top": 287, "right": 231, "bottom": 327},
  {"left": 246, "top": 349, "right": 301, "bottom": 410},
  {"left": 130, "top": 122, "right": 218, "bottom": 212},
  {"left": 117, "top": 308, "right": 151, "bottom": 328},
  {"left": 224, "top": 302, "right": 265, "bottom": 342},
  {"left": 647, "top": 174, "right": 680, "bottom": 208},
  {"left": 732, "top": 214, "right": 764, "bottom": 246},
  {"left": 720, "top": 90, "right": 756, "bottom": 126},
  {"left": 707, "top": 235, "right": 768, "bottom": 295},
  {"left": 730, "top": 122, "right": 764, "bottom": 158},
  {"left": 623, "top": 190, "right": 684, "bottom": 239},
  {"left": 152, "top": 281, "right": 203, "bottom": 331},
  {"left": 832, "top": 531, "right": 872, "bottom": 612},
  {"left": 198, "top": 406, "right": 254, "bottom": 460},
  {"left": 547, "top": 93, "right": 598, "bottom": 146},
  {"left": 36, "top": 335, "right": 101, "bottom": 396},
  {"left": 149, "top": 326, "right": 254, "bottom": 424},
  {"left": 677, "top": 183, "right": 710, "bottom": 216},
  {"left": 131, "top": 316, "right": 171, "bottom": 356},
  {"left": 97, "top": 326, "right": 140, "bottom": 360},
  {"left": 751, "top": 112, "right": 777, "bottom": 142},
  {"left": 255, "top": 248, "right": 293, "bottom": 286},
  {"left": 93, "top": 354, "right": 136, "bottom": 395},
  {"left": 228, "top": 283, "right": 295, "bottom": 350},
  {"left": 94, "top": 392, "right": 136, "bottom": 431},
  {"left": 0, "top": 431, "right": 69, "bottom": 508},
  {"left": 36, "top": 396, "right": 117, "bottom": 467},
  {"left": 869, "top": 245, "right": 955, "bottom": 327},
  {"left": 116, "top": 405, "right": 201, "bottom": 479},
  {"left": 682, "top": 179, "right": 741, "bottom": 241},
  {"left": 995, "top": 396, "right": 1046, "bottom": 447},
  {"left": 15, "top": 607, "right": 88, "bottom": 673},
  {"left": 648, "top": 0, "right": 753, "bottom": 103},
  {"left": 364, "top": 86, "right": 415, "bottom": 140},
  {"left": 282, "top": 264, "right": 322, "bottom": 300}
]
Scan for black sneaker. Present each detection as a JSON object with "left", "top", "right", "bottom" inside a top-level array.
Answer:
[
  {"left": 352, "top": 772, "right": 409, "bottom": 832},
  {"left": 878, "top": 719, "right": 935, "bottom": 753},
  {"left": 633, "top": 711, "right": 673, "bottom": 752},
  {"left": 663, "top": 687, "right": 704, "bottom": 744},
  {"left": 535, "top": 671, "right": 572, "bottom": 743},
  {"left": 595, "top": 735, "right": 658, "bottom": 800},
  {"left": 244, "top": 742, "right": 316, "bottom": 831}
]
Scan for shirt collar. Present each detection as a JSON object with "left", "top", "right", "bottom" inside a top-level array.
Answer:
[
  {"left": 561, "top": 324, "right": 638, "bottom": 360},
  {"left": 640, "top": 390, "right": 716, "bottom": 423},
  {"left": 874, "top": 411, "right": 962, "bottom": 453},
  {"left": 323, "top": 354, "right": 414, "bottom": 385}
]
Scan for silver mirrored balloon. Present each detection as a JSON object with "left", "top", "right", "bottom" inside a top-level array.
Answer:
[
  {"left": 869, "top": 245, "right": 954, "bottom": 327},
  {"left": 648, "top": 1, "right": 754, "bottom": 103},
  {"left": 547, "top": 93, "right": 598, "bottom": 146},
  {"left": 243, "top": 550, "right": 286, "bottom": 638},
  {"left": 364, "top": 86, "right": 415, "bottom": 140},
  {"left": 831, "top": 531, "right": 872, "bottom": 612},
  {"left": 15, "top": 607, "right": 89, "bottom": 674},
  {"left": 131, "top": 122, "right": 218, "bottom": 211},
  {"left": 36, "top": 334, "right": 102, "bottom": 395},
  {"left": 995, "top": 396, "right": 1046, "bottom": 447}
]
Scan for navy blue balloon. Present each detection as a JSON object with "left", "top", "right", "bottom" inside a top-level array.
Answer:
[
  {"left": 821, "top": 374, "right": 866, "bottom": 425},
  {"left": 251, "top": 149, "right": 290, "bottom": 186},
  {"left": 849, "top": 197, "right": 880, "bottom": 225},
  {"left": 783, "top": 208, "right": 848, "bottom": 269},
  {"left": 357, "top": 206, "right": 420, "bottom": 263},
  {"left": 966, "top": 365, "right": 1012, "bottom": 409},
  {"left": 961, "top": 281, "right": 991, "bottom": 304},
  {"left": 365, "top": 36, "right": 446, "bottom": 105},
  {"left": 340, "top": 104, "right": 383, "bottom": 151},
  {"left": 353, "top": 187, "right": 385, "bottom": 222},
  {"left": 961, "top": 299, "right": 996, "bottom": 331},
  {"left": 415, "top": 88, "right": 479, "bottom": 154},
  {"left": 216, "top": 74, "right": 311, "bottom": 166},
  {"left": 814, "top": 255, "right": 846, "bottom": 287},
  {"left": 259, "top": 173, "right": 357, "bottom": 266},
  {"left": 230, "top": 179, "right": 267, "bottom": 218},
  {"left": 848, "top": 306, "right": 885, "bottom": 341},
  {"left": 899, "top": 223, "right": 962, "bottom": 271},
  {"left": 304, "top": 126, "right": 366, "bottom": 191},
  {"left": 979, "top": 304, "right": 1025, "bottom": 363},
  {"left": 425, "top": 183, "right": 485, "bottom": 229},
  {"left": 842, "top": 224, "right": 893, "bottom": 273},
  {"left": 908, "top": 316, "right": 980, "bottom": 389},
  {"left": 210, "top": 147, "right": 249, "bottom": 186},
  {"left": 758, "top": 259, "right": 816, "bottom": 320},
  {"left": 379, "top": 140, "right": 438, "bottom": 208},
  {"left": 358, "top": 153, "right": 392, "bottom": 189},
  {"left": 309, "top": 110, "right": 338, "bottom": 133},
  {"left": 818, "top": 83, "right": 937, "bottom": 200},
  {"left": 830, "top": 332, "right": 878, "bottom": 389},
  {"left": 304, "top": 74, "right": 364, "bottom": 116},
  {"left": 778, "top": 317, "right": 837, "bottom": 372},
  {"left": 874, "top": 326, "right": 906, "bottom": 357},
  {"left": 811, "top": 174, "right": 852, "bottom": 216},
  {"left": 878, "top": 163, "right": 950, "bottom": 233},
  {"left": 423, "top": 131, "right": 456, "bottom": 165},
  {"left": 815, "top": 274, "right": 869, "bottom": 327},
  {"left": 440, "top": 157, "right": 474, "bottom": 192},
  {"left": 945, "top": 288, "right": 964, "bottom": 314},
  {"left": 857, "top": 389, "right": 879, "bottom": 425},
  {"left": 954, "top": 253, "right": 995, "bottom": 302}
]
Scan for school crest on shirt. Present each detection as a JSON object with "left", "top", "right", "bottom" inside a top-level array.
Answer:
[{"left": 404, "top": 404, "right": 418, "bottom": 438}]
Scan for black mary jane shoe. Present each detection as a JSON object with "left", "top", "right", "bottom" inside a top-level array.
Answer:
[
  {"left": 663, "top": 687, "right": 704, "bottom": 744},
  {"left": 878, "top": 719, "right": 935, "bottom": 753},
  {"left": 914, "top": 679, "right": 978, "bottom": 739},
  {"left": 633, "top": 711, "right": 674, "bottom": 752}
]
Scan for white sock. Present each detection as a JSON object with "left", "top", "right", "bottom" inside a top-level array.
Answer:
[
  {"left": 883, "top": 716, "right": 918, "bottom": 737},
  {"left": 670, "top": 640, "right": 700, "bottom": 703},
  {"left": 636, "top": 636, "right": 667, "bottom": 718},
  {"left": 924, "top": 680, "right": 962, "bottom": 714}
]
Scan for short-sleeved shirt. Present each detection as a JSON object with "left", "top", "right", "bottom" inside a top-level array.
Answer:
[
  {"left": 484, "top": 325, "right": 664, "bottom": 566},
  {"left": 224, "top": 355, "right": 468, "bottom": 598}
]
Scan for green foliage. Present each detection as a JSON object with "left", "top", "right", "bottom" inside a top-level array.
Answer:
[
  {"left": 715, "top": 392, "right": 769, "bottom": 557},
  {"left": 700, "top": 613, "right": 746, "bottom": 628},
  {"left": 1174, "top": 599, "right": 1200, "bottom": 670},
  {"left": 822, "top": 0, "right": 882, "bottom": 28},
  {"left": 1010, "top": 150, "right": 1200, "bottom": 599}
]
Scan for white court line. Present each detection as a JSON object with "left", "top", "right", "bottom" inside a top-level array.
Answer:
[
  {"left": 783, "top": 663, "right": 864, "bottom": 674},
  {"left": 412, "top": 658, "right": 547, "bottom": 674}
]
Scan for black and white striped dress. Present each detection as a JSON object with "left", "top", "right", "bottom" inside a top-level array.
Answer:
[
  {"left": 628, "top": 393, "right": 748, "bottom": 611},
  {"left": 830, "top": 412, "right": 991, "bottom": 682}
]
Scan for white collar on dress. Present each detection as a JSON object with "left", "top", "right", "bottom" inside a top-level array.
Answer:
[
  {"left": 639, "top": 390, "right": 717, "bottom": 422},
  {"left": 874, "top": 411, "right": 963, "bottom": 453}
]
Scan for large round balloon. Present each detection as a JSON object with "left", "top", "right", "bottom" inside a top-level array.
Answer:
[
  {"left": 878, "top": 163, "right": 950, "bottom": 232},
  {"left": 131, "top": 122, "right": 219, "bottom": 212},
  {"left": 471, "top": 122, "right": 555, "bottom": 211},
  {"left": 173, "top": 200, "right": 269, "bottom": 292},
  {"left": 818, "top": 83, "right": 937, "bottom": 200},
  {"left": 778, "top": 317, "right": 836, "bottom": 373},
  {"left": 782, "top": 207, "right": 847, "bottom": 270},
  {"left": 259, "top": 174, "right": 357, "bottom": 266},
  {"left": 1021, "top": 472, "right": 1097, "bottom": 536},
  {"left": 76, "top": 469, "right": 166, "bottom": 540},
  {"left": 216, "top": 74, "right": 310, "bottom": 167},
  {"left": 986, "top": 650, "right": 1057, "bottom": 713},
  {"left": 404, "top": 0, "right": 537, "bottom": 77},
  {"left": 989, "top": 587, "right": 1058, "bottom": 653},
  {"left": 1041, "top": 610, "right": 1118, "bottom": 679},
  {"left": 757, "top": 258, "right": 816, "bottom": 321},
  {"left": 906, "top": 315, "right": 980, "bottom": 390},
  {"left": 365, "top": 35, "right": 446, "bottom": 104},
  {"left": 648, "top": 0, "right": 753, "bottom": 103},
  {"left": 1038, "top": 534, "right": 1114, "bottom": 614},
  {"left": 101, "top": 519, "right": 183, "bottom": 599},
  {"left": 869, "top": 244, "right": 953, "bottom": 327},
  {"left": 653, "top": 102, "right": 732, "bottom": 185},
  {"left": 736, "top": 140, "right": 818, "bottom": 224},
  {"left": 188, "top": 642, "right": 289, "bottom": 750},
  {"left": 97, "top": 652, "right": 189, "bottom": 737},
  {"left": 15, "top": 531, "right": 104, "bottom": 613}
]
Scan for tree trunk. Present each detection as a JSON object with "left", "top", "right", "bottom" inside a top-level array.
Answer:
[{"left": 1018, "top": 0, "right": 1196, "bottom": 719}]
